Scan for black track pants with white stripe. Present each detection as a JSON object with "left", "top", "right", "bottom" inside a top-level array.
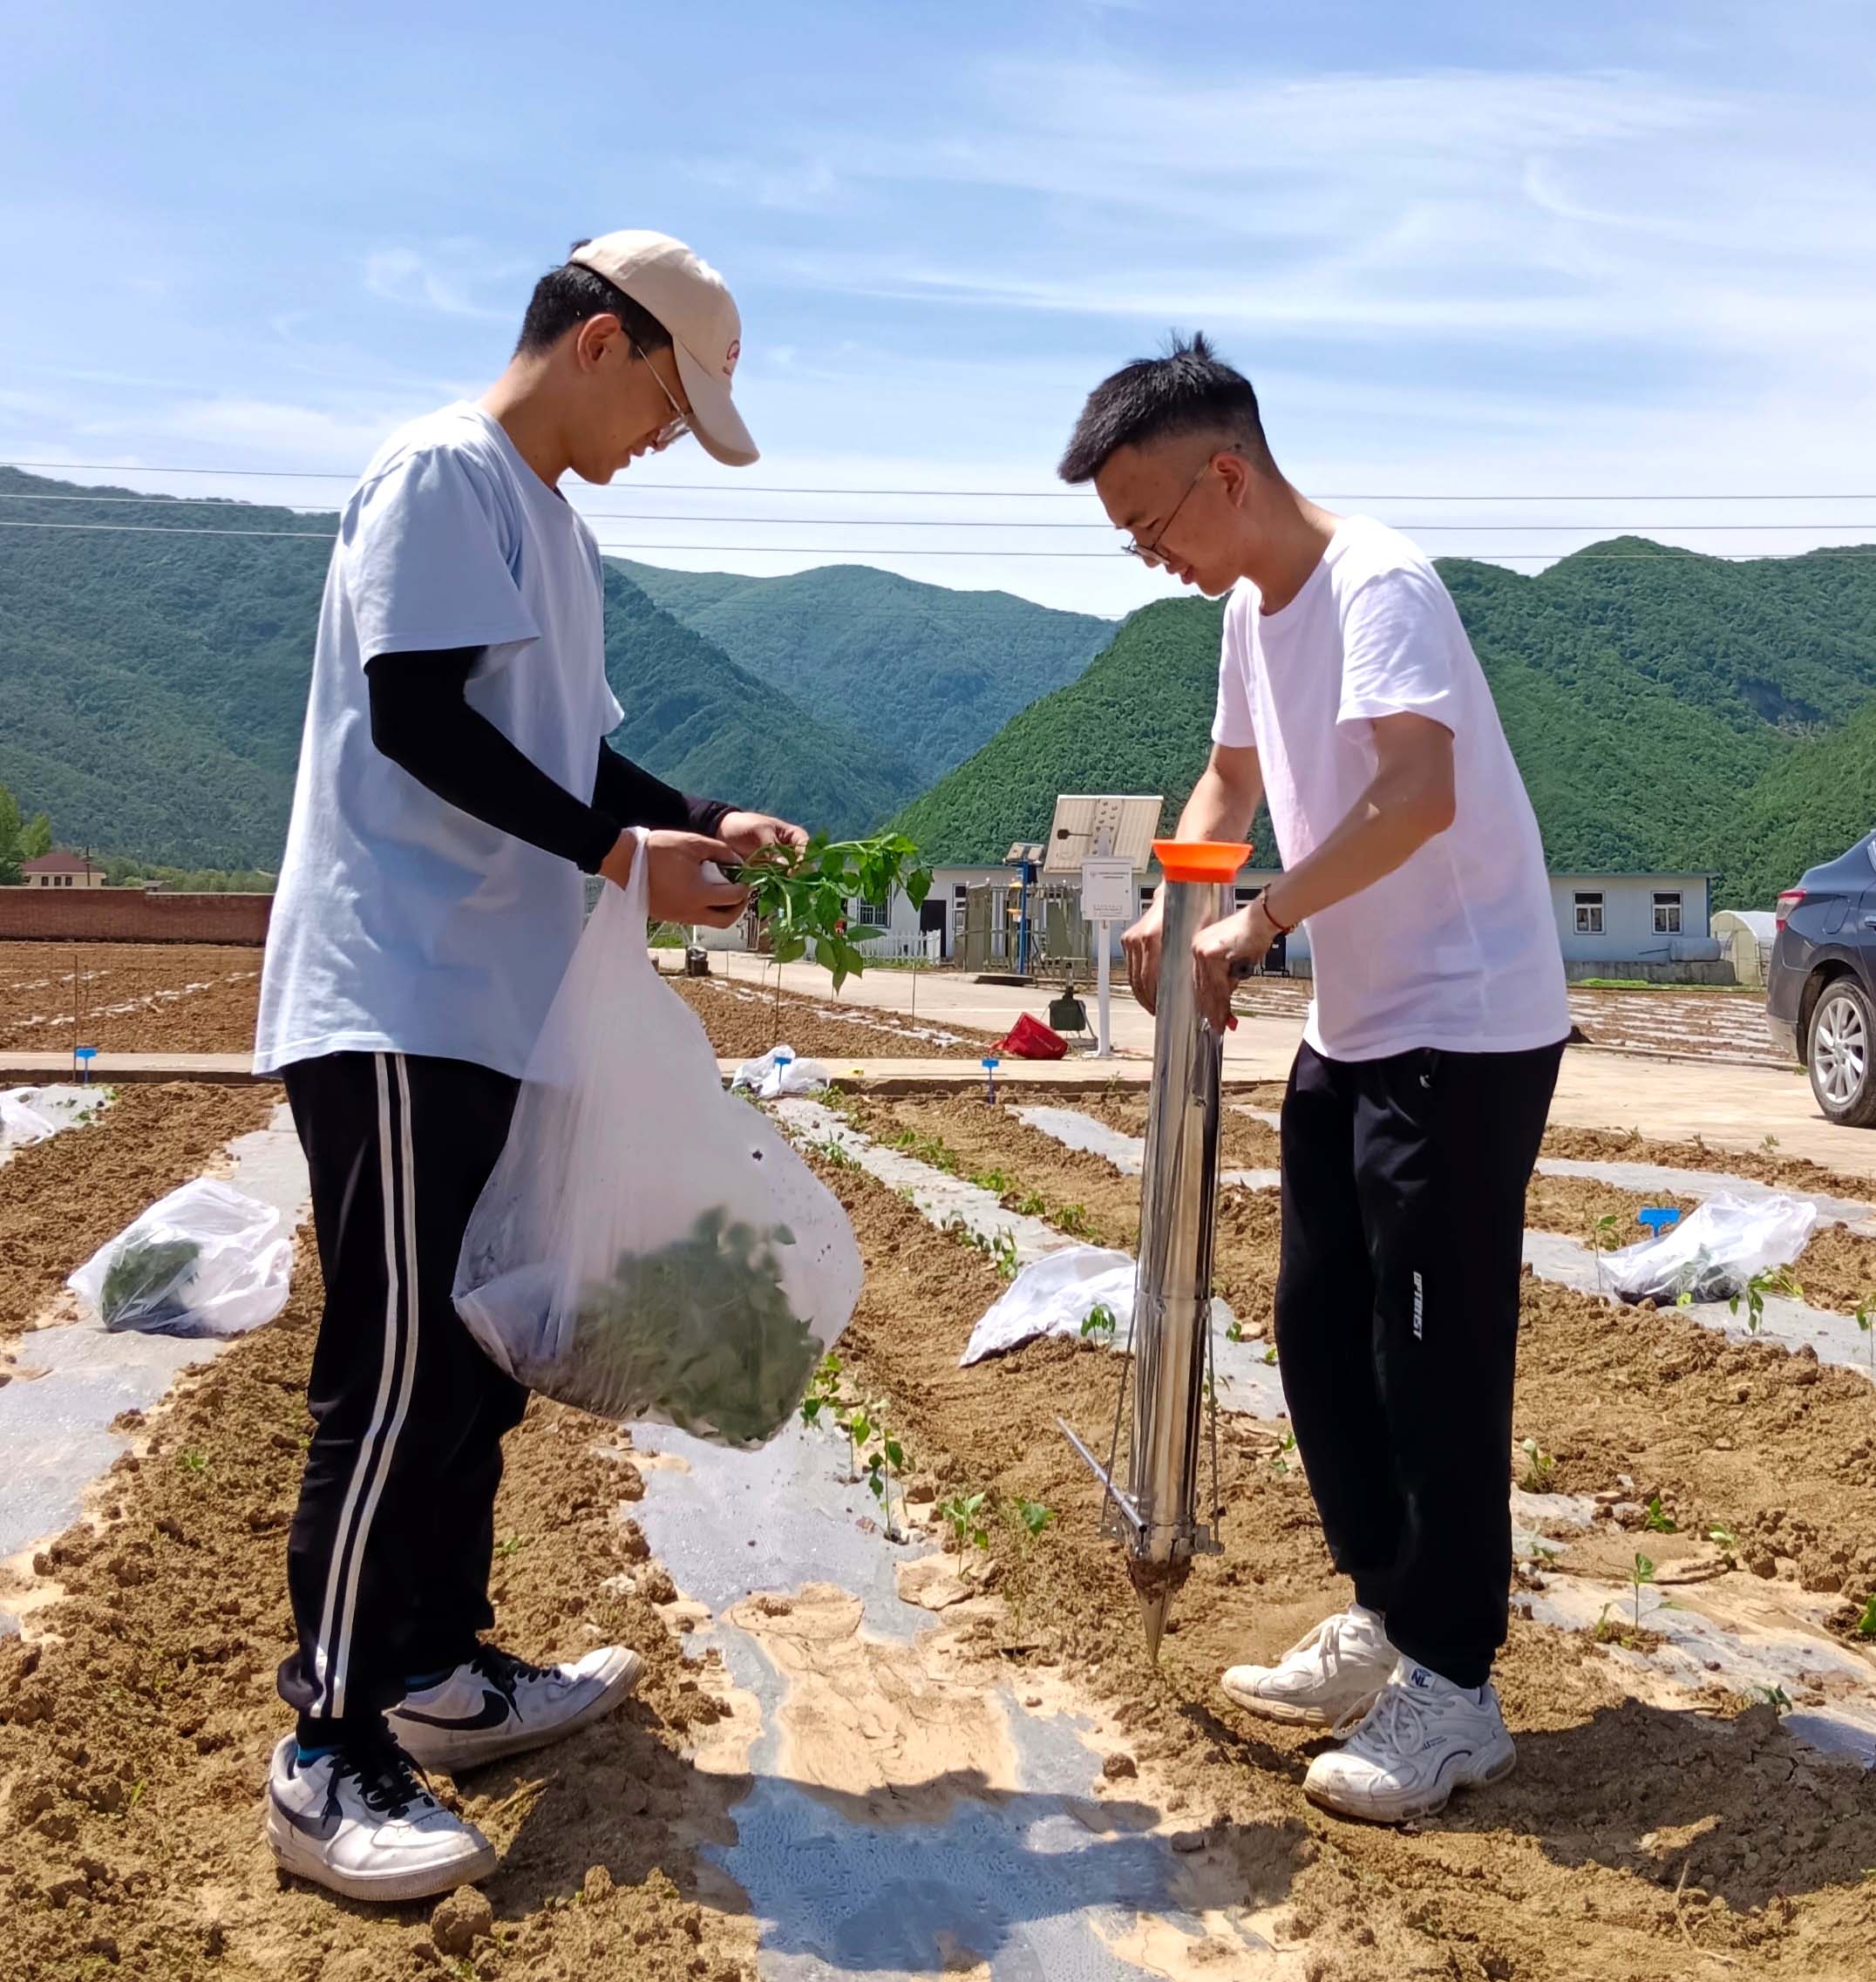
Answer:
[
  {"left": 1273, "top": 1039, "right": 1563, "bottom": 1691},
  {"left": 277, "top": 1050, "right": 527, "bottom": 1736}
]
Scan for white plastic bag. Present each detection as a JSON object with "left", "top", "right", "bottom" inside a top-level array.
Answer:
[
  {"left": 1605, "top": 1192, "right": 1818, "bottom": 1307},
  {"left": 962, "top": 1246, "right": 1136, "bottom": 1365},
  {"left": 1, "top": 1084, "right": 105, "bottom": 1152},
  {"left": 454, "top": 830, "right": 864, "bottom": 1448},
  {"left": 68, "top": 1178, "right": 294, "bottom": 1338},
  {"left": 731, "top": 1046, "right": 833, "bottom": 1100},
  {"left": 1, "top": 1089, "right": 63, "bottom": 1150}
]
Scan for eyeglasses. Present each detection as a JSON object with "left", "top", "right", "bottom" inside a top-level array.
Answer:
[
  {"left": 634, "top": 343, "right": 691, "bottom": 451},
  {"left": 1122, "top": 458, "right": 1213, "bottom": 567}
]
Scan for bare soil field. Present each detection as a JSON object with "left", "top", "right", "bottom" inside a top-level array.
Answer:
[
  {"left": 1239, "top": 979, "right": 1784, "bottom": 1065},
  {"left": 0, "top": 1083, "right": 281, "bottom": 1340},
  {"left": 0, "top": 944, "right": 1004, "bottom": 1063},
  {"left": 667, "top": 973, "right": 999, "bottom": 1062},
  {"left": 4, "top": 1083, "right": 1875, "bottom": 1979},
  {"left": 0, "top": 944, "right": 265, "bottom": 1055}
]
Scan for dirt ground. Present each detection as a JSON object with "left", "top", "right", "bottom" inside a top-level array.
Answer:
[
  {"left": 7, "top": 1083, "right": 1876, "bottom": 1979},
  {"left": 0, "top": 1230, "right": 758, "bottom": 1982},
  {"left": 0, "top": 944, "right": 264, "bottom": 1054},
  {"left": 0, "top": 1083, "right": 281, "bottom": 1341},
  {"left": 0, "top": 944, "right": 1005, "bottom": 1063},
  {"left": 1240, "top": 979, "right": 1784, "bottom": 1066},
  {"left": 814, "top": 1149, "right": 1876, "bottom": 1981},
  {"left": 667, "top": 973, "right": 996, "bottom": 1062}
]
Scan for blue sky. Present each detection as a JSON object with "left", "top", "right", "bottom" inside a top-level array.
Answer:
[{"left": 3, "top": 0, "right": 1873, "bottom": 615}]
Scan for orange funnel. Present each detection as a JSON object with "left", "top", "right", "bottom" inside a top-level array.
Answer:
[{"left": 1152, "top": 838, "right": 1252, "bottom": 885}]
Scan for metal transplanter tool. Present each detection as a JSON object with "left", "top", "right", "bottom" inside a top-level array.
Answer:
[{"left": 1060, "top": 839, "right": 1252, "bottom": 1659}]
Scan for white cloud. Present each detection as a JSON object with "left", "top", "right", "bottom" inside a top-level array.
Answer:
[{"left": 363, "top": 245, "right": 515, "bottom": 321}]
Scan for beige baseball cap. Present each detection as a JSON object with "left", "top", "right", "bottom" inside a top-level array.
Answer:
[{"left": 568, "top": 229, "right": 757, "bottom": 467}]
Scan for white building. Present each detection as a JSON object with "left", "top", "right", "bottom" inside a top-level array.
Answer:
[
  {"left": 690, "top": 855, "right": 1723, "bottom": 985},
  {"left": 1548, "top": 872, "right": 1715, "bottom": 971}
]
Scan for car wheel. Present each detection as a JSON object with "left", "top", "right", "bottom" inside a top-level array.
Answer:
[{"left": 1807, "top": 978, "right": 1876, "bottom": 1125}]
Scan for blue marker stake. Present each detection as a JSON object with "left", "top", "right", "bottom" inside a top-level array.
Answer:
[
  {"left": 74, "top": 1044, "right": 99, "bottom": 1087},
  {"left": 982, "top": 1055, "right": 999, "bottom": 1104},
  {"left": 1637, "top": 1207, "right": 1681, "bottom": 1237}
]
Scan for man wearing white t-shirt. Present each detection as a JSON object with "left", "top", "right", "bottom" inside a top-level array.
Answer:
[
  {"left": 1059, "top": 336, "right": 1567, "bottom": 1825},
  {"left": 255, "top": 232, "right": 806, "bottom": 1901}
]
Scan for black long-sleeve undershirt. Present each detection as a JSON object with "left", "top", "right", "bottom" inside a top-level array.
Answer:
[{"left": 365, "top": 647, "right": 731, "bottom": 872}]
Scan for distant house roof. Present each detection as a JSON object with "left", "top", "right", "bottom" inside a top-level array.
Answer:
[{"left": 22, "top": 849, "right": 100, "bottom": 876}]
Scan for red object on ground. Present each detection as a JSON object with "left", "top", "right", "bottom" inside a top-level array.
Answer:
[{"left": 997, "top": 1012, "right": 1068, "bottom": 1061}]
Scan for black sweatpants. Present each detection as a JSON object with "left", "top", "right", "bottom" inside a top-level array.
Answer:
[
  {"left": 1274, "top": 1038, "right": 1563, "bottom": 1689},
  {"left": 277, "top": 1051, "right": 525, "bottom": 1739}
]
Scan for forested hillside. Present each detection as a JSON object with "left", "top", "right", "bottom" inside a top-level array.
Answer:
[
  {"left": 0, "top": 467, "right": 907, "bottom": 863},
  {"left": 898, "top": 540, "right": 1876, "bottom": 907},
  {"left": 614, "top": 559, "right": 1111, "bottom": 778},
  {"left": 7, "top": 459, "right": 1876, "bottom": 903}
]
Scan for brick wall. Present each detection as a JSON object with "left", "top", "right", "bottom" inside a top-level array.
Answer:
[{"left": 0, "top": 889, "right": 273, "bottom": 946}]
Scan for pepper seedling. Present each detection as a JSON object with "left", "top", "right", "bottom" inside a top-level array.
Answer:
[
  {"left": 799, "top": 1352, "right": 844, "bottom": 1430},
  {"left": 1015, "top": 1498, "right": 1054, "bottom": 1543},
  {"left": 735, "top": 832, "right": 933, "bottom": 993},
  {"left": 1587, "top": 1211, "right": 1621, "bottom": 1293},
  {"left": 1642, "top": 1495, "right": 1677, "bottom": 1535},
  {"left": 865, "top": 1425, "right": 910, "bottom": 1540},
  {"left": 1854, "top": 1593, "right": 1876, "bottom": 1639},
  {"left": 1730, "top": 1266, "right": 1801, "bottom": 1336},
  {"left": 1080, "top": 1302, "right": 1118, "bottom": 1343},
  {"left": 1518, "top": 1437, "right": 1556, "bottom": 1494},
  {"left": 936, "top": 1490, "right": 989, "bottom": 1563},
  {"left": 1631, "top": 1551, "right": 1656, "bottom": 1634}
]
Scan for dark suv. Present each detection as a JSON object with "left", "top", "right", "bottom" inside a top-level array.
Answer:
[{"left": 1768, "top": 830, "right": 1876, "bottom": 1124}]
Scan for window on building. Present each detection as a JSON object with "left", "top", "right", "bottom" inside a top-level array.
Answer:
[
  {"left": 1574, "top": 890, "right": 1604, "bottom": 935},
  {"left": 848, "top": 897, "right": 890, "bottom": 929},
  {"left": 1139, "top": 886, "right": 1156, "bottom": 908},
  {"left": 1653, "top": 892, "right": 1682, "bottom": 935}
]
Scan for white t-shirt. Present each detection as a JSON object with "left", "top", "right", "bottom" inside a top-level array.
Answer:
[
  {"left": 1212, "top": 515, "right": 1567, "bottom": 1062},
  {"left": 255, "top": 403, "right": 625, "bottom": 1078}
]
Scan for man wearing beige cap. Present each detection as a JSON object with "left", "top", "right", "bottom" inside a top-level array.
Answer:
[{"left": 256, "top": 232, "right": 800, "bottom": 1901}]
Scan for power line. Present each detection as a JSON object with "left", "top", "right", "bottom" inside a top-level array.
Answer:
[
  {"left": 6, "top": 458, "right": 1876, "bottom": 502},
  {"left": 3, "top": 491, "right": 1875, "bottom": 532},
  {"left": 4, "top": 516, "right": 1875, "bottom": 561}
]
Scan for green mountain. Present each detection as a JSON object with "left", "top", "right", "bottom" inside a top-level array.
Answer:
[
  {"left": 1730, "top": 700, "right": 1876, "bottom": 907},
  {"left": 0, "top": 467, "right": 909, "bottom": 865},
  {"left": 897, "top": 539, "right": 1876, "bottom": 909},
  {"left": 597, "top": 567, "right": 914, "bottom": 835},
  {"left": 614, "top": 559, "right": 1112, "bottom": 778}
]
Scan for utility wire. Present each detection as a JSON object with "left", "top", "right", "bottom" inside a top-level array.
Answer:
[
  {"left": 5, "top": 458, "right": 1876, "bottom": 502},
  {"left": 2, "top": 491, "right": 1873, "bottom": 532},
  {"left": 4, "top": 517, "right": 1875, "bottom": 561}
]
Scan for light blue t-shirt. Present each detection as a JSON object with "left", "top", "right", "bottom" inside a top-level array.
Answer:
[{"left": 255, "top": 403, "right": 625, "bottom": 1077}]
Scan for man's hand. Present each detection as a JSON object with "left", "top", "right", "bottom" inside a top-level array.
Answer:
[
  {"left": 1193, "top": 901, "right": 1274, "bottom": 1034},
  {"left": 716, "top": 811, "right": 810, "bottom": 861},
  {"left": 1121, "top": 897, "right": 1166, "bottom": 1014},
  {"left": 598, "top": 830, "right": 751, "bottom": 927}
]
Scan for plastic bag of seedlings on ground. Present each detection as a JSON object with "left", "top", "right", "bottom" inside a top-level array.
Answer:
[
  {"left": 68, "top": 1177, "right": 295, "bottom": 1337},
  {"left": 730, "top": 1046, "right": 833, "bottom": 1099},
  {"left": 1605, "top": 1191, "right": 1817, "bottom": 1307},
  {"left": 454, "top": 829, "right": 864, "bottom": 1449}
]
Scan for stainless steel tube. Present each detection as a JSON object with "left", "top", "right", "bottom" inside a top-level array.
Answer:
[{"left": 1129, "top": 868, "right": 1231, "bottom": 1656}]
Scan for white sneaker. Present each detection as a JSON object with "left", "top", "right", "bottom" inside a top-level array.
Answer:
[
  {"left": 1303, "top": 1655, "right": 1516, "bottom": 1824},
  {"left": 264, "top": 1733, "right": 496, "bottom": 1902},
  {"left": 1220, "top": 1605, "right": 1397, "bottom": 1727},
  {"left": 387, "top": 1643, "right": 644, "bottom": 1775}
]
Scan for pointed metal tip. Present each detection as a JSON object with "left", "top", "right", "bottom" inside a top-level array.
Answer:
[{"left": 1140, "top": 1590, "right": 1169, "bottom": 1664}]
